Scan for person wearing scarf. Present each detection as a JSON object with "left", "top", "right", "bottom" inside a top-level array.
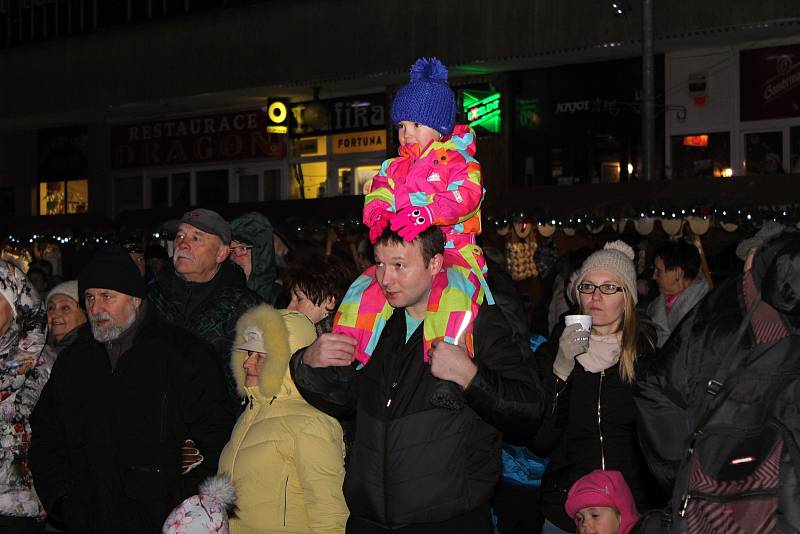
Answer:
[{"left": 532, "top": 242, "right": 663, "bottom": 533}]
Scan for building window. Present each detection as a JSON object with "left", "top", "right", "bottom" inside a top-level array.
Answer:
[
  {"left": 744, "top": 131, "right": 783, "bottom": 175},
  {"left": 38, "top": 180, "right": 88, "bottom": 215},
  {"left": 290, "top": 162, "right": 328, "bottom": 199},
  {"left": 791, "top": 126, "right": 800, "bottom": 174},
  {"left": 670, "top": 132, "right": 731, "bottom": 178}
]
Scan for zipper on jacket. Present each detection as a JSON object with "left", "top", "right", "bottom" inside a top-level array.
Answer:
[
  {"left": 248, "top": 395, "right": 254, "bottom": 410},
  {"left": 386, "top": 381, "right": 399, "bottom": 407},
  {"left": 597, "top": 370, "right": 606, "bottom": 471},
  {"left": 283, "top": 476, "right": 289, "bottom": 526},
  {"left": 678, "top": 489, "right": 778, "bottom": 517}
]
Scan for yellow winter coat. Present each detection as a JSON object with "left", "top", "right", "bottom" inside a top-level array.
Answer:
[{"left": 218, "top": 306, "right": 348, "bottom": 534}]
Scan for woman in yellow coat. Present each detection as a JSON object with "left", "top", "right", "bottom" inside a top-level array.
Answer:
[{"left": 218, "top": 304, "right": 348, "bottom": 533}]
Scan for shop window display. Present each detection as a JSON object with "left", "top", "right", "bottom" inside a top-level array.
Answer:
[{"left": 670, "top": 132, "right": 731, "bottom": 178}]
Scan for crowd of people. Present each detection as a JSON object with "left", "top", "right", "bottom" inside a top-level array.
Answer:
[{"left": 0, "top": 56, "right": 798, "bottom": 534}]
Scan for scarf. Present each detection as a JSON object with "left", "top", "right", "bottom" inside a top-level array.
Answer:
[{"left": 577, "top": 331, "right": 622, "bottom": 373}]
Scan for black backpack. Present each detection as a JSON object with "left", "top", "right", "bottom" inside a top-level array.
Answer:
[{"left": 664, "top": 302, "right": 800, "bottom": 533}]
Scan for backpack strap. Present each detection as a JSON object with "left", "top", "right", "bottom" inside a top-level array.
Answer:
[{"left": 703, "top": 295, "right": 760, "bottom": 398}]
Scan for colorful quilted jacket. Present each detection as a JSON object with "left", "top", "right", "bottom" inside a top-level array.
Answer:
[{"left": 364, "top": 124, "right": 483, "bottom": 239}]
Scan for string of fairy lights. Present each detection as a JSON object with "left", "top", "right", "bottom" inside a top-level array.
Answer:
[{"left": 2, "top": 203, "right": 797, "bottom": 249}]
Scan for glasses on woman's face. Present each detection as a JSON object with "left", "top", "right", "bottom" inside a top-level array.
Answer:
[
  {"left": 230, "top": 245, "right": 252, "bottom": 257},
  {"left": 577, "top": 283, "right": 625, "bottom": 295}
]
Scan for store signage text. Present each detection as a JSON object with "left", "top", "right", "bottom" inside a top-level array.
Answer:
[
  {"left": 111, "top": 110, "right": 285, "bottom": 169},
  {"left": 290, "top": 94, "right": 386, "bottom": 135},
  {"left": 331, "top": 130, "right": 387, "bottom": 155},
  {"left": 461, "top": 89, "right": 501, "bottom": 134}
]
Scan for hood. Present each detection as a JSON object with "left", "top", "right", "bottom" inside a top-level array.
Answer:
[
  {"left": 398, "top": 124, "right": 477, "bottom": 160},
  {"left": 230, "top": 212, "right": 277, "bottom": 304},
  {"left": 751, "top": 228, "right": 800, "bottom": 329},
  {"left": 230, "top": 305, "right": 317, "bottom": 400},
  {"left": 564, "top": 470, "right": 640, "bottom": 534}
]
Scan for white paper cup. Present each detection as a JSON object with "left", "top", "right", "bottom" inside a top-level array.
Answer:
[{"left": 565, "top": 314, "right": 592, "bottom": 332}]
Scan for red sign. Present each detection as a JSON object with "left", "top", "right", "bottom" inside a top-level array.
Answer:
[
  {"left": 740, "top": 44, "right": 800, "bottom": 122},
  {"left": 111, "top": 109, "right": 285, "bottom": 169},
  {"left": 682, "top": 134, "right": 709, "bottom": 147}
]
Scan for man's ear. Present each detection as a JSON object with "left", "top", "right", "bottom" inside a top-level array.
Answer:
[
  {"left": 132, "top": 296, "right": 143, "bottom": 311},
  {"left": 428, "top": 252, "right": 444, "bottom": 274},
  {"left": 217, "top": 244, "right": 231, "bottom": 263}
]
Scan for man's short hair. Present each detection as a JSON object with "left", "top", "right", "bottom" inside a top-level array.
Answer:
[
  {"left": 374, "top": 226, "right": 445, "bottom": 266},
  {"left": 655, "top": 241, "right": 700, "bottom": 280}
]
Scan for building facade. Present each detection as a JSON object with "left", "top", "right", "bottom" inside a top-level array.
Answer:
[{"left": 1, "top": 0, "right": 799, "bottom": 225}]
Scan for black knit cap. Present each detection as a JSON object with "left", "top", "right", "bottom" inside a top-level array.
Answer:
[{"left": 78, "top": 245, "right": 147, "bottom": 300}]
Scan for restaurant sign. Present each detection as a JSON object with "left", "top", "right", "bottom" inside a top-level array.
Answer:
[
  {"left": 111, "top": 109, "right": 285, "bottom": 169},
  {"left": 741, "top": 43, "right": 800, "bottom": 122}
]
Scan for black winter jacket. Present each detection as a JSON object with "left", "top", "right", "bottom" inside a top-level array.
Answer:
[
  {"left": 290, "top": 303, "right": 545, "bottom": 530},
  {"left": 635, "top": 229, "right": 800, "bottom": 492},
  {"left": 533, "top": 320, "right": 663, "bottom": 531},
  {"left": 29, "top": 309, "right": 236, "bottom": 534},
  {"left": 147, "top": 261, "right": 263, "bottom": 399}
]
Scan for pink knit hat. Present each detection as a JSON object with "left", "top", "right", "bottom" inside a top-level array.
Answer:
[{"left": 565, "top": 470, "right": 640, "bottom": 534}]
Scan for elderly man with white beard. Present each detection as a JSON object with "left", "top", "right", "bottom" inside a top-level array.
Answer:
[{"left": 30, "top": 246, "right": 235, "bottom": 534}]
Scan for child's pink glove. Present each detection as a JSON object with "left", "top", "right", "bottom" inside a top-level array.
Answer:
[
  {"left": 390, "top": 206, "right": 434, "bottom": 241},
  {"left": 368, "top": 209, "right": 393, "bottom": 243}
]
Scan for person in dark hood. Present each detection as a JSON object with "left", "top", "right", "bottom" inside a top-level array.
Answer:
[
  {"left": 635, "top": 228, "right": 800, "bottom": 492},
  {"left": 229, "top": 212, "right": 278, "bottom": 305}
]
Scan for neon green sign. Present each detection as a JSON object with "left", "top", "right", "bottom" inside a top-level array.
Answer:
[{"left": 462, "top": 90, "right": 501, "bottom": 134}]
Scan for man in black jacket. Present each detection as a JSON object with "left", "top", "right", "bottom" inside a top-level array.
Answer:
[
  {"left": 290, "top": 227, "right": 545, "bottom": 533},
  {"left": 148, "top": 208, "right": 262, "bottom": 401},
  {"left": 30, "top": 247, "right": 235, "bottom": 534}
]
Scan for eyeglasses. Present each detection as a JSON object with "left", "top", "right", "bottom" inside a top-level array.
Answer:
[
  {"left": 230, "top": 245, "right": 253, "bottom": 257},
  {"left": 577, "top": 283, "right": 625, "bottom": 295}
]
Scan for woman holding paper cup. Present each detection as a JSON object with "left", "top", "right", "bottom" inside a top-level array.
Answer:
[{"left": 532, "top": 241, "right": 662, "bottom": 534}]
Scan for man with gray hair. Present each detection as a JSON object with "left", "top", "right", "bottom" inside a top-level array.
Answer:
[
  {"left": 149, "top": 208, "right": 263, "bottom": 400},
  {"left": 30, "top": 247, "right": 235, "bottom": 534}
]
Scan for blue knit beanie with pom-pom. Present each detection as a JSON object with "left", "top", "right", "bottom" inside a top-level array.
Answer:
[{"left": 391, "top": 57, "right": 456, "bottom": 136}]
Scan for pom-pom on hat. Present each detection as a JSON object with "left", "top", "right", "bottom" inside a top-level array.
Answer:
[
  {"left": 391, "top": 57, "right": 456, "bottom": 136},
  {"left": 572, "top": 240, "right": 638, "bottom": 304},
  {"left": 162, "top": 474, "right": 237, "bottom": 534}
]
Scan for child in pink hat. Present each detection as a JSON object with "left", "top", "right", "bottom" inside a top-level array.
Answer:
[{"left": 565, "top": 470, "right": 640, "bottom": 534}]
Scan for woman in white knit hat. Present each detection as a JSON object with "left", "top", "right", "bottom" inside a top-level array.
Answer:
[{"left": 531, "top": 241, "right": 663, "bottom": 534}]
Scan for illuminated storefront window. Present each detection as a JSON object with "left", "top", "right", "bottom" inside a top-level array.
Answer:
[{"left": 38, "top": 180, "right": 88, "bottom": 215}]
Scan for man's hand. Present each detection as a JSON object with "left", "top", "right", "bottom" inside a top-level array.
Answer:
[
  {"left": 428, "top": 339, "right": 477, "bottom": 389},
  {"left": 302, "top": 333, "right": 357, "bottom": 368},
  {"left": 181, "top": 439, "right": 204, "bottom": 475}
]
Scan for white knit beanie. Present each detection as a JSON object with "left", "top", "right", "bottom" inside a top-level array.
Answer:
[
  {"left": 46, "top": 280, "right": 80, "bottom": 308},
  {"left": 572, "top": 240, "right": 638, "bottom": 304}
]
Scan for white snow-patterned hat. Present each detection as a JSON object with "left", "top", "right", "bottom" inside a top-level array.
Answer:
[{"left": 162, "top": 475, "right": 236, "bottom": 534}]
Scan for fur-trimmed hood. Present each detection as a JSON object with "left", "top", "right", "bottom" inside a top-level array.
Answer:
[{"left": 230, "top": 305, "right": 317, "bottom": 400}]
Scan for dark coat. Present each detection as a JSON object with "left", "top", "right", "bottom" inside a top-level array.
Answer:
[
  {"left": 635, "top": 229, "right": 800, "bottom": 492},
  {"left": 533, "top": 319, "right": 663, "bottom": 531},
  {"left": 29, "top": 308, "right": 236, "bottom": 534},
  {"left": 290, "top": 302, "right": 545, "bottom": 531},
  {"left": 147, "top": 260, "right": 263, "bottom": 399}
]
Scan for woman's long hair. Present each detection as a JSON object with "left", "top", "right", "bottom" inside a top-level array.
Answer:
[
  {"left": 581, "top": 284, "right": 649, "bottom": 383},
  {"left": 618, "top": 288, "right": 641, "bottom": 383}
]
